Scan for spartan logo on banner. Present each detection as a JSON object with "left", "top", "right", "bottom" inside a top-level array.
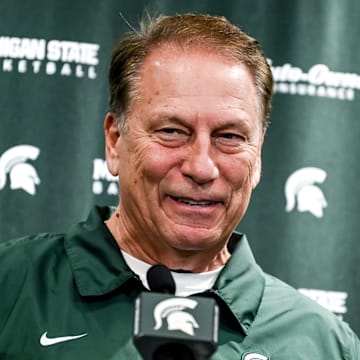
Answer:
[
  {"left": 284, "top": 167, "right": 327, "bottom": 218},
  {"left": 0, "top": 145, "right": 40, "bottom": 195}
]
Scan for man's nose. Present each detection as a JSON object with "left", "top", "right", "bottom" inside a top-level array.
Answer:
[{"left": 180, "top": 137, "right": 219, "bottom": 185}]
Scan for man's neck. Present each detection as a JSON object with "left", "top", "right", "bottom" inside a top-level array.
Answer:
[{"left": 105, "top": 210, "right": 230, "bottom": 273}]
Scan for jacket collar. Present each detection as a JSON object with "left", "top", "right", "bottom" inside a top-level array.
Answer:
[
  {"left": 65, "top": 206, "right": 265, "bottom": 334},
  {"left": 64, "top": 206, "right": 135, "bottom": 296},
  {"left": 212, "top": 232, "right": 265, "bottom": 335}
]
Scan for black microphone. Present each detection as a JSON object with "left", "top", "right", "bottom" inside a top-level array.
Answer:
[
  {"left": 133, "top": 264, "right": 219, "bottom": 360},
  {"left": 147, "top": 264, "right": 176, "bottom": 295}
]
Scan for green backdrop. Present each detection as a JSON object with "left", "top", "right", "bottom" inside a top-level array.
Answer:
[{"left": 1, "top": 0, "right": 359, "bottom": 335}]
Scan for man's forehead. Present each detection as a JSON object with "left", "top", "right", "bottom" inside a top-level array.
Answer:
[
  {"left": 125, "top": 44, "right": 262, "bottom": 129},
  {"left": 144, "top": 44, "right": 246, "bottom": 71},
  {"left": 140, "top": 48, "right": 255, "bottom": 93}
]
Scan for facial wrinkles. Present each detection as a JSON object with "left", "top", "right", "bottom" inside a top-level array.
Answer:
[
  {"left": 154, "top": 99, "right": 262, "bottom": 150},
  {"left": 113, "top": 48, "right": 264, "bottom": 265},
  {"left": 224, "top": 137, "right": 261, "bottom": 217},
  {"left": 140, "top": 53, "right": 262, "bottom": 142},
  {"left": 227, "top": 161, "right": 253, "bottom": 210},
  {"left": 116, "top": 178, "right": 165, "bottom": 262},
  {"left": 122, "top": 115, "right": 154, "bottom": 171},
  {"left": 178, "top": 143, "right": 256, "bottom": 220},
  {"left": 117, "top": 127, "right": 152, "bottom": 213}
]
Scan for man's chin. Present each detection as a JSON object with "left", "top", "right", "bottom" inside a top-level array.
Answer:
[{"left": 165, "top": 225, "right": 224, "bottom": 251}]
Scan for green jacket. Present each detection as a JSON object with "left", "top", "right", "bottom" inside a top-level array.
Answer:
[{"left": 1, "top": 206, "right": 359, "bottom": 359}]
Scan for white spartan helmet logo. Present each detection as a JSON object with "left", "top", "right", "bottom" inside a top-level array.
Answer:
[
  {"left": 285, "top": 167, "right": 327, "bottom": 218},
  {"left": 0, "top": 145, "right": 41, "bottom": 195},
  {"left": 243, "top": 353, "right": 268, "bottom": 360},
  {"left": 153, "top": 298, "right": 199, "bottom": 336}
]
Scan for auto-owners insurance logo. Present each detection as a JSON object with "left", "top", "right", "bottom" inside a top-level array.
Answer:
[
  {"left": 269, "top": 59, "right": 360, "bottom": 101},
  {"left": 0, "top": 36, "right": 99, "bottom": 79}
]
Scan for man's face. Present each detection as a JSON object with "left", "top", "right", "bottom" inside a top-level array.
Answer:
[{"left": 106, "top": 46, "right": 264, "bottom": 257}]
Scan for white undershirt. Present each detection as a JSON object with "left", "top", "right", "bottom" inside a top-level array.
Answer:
[{"left": 121, "top": 250, "right": 223, "bottom": 297}]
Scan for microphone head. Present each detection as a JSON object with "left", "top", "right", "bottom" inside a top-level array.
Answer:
[{"left": 147, "top": 264, "right": 176, "bottom": 294}]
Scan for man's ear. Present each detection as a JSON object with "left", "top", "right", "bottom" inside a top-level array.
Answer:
[
  {"left": 104, "top": 112, "right": 121, "bottom": 176},
  {"left": 251, "top": 129, "right": 266, "bottom": 189}
]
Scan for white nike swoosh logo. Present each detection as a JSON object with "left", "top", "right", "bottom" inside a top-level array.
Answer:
[{"left": 40, "top": 331, "right": 87, "bottom": 346}]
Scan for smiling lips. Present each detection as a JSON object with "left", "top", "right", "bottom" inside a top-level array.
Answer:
[{"left": 170, "top": 196, "right": 222, "bottom": 207}]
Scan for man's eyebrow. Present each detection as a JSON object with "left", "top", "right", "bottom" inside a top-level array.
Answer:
[
  {"left": 152, "top": 114, "right": 190, "bottom": 125},
  {"left": 151, "top": 113, "right": 254, "bottom": 130}
]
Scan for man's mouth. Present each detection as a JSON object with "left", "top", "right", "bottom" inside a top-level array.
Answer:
[{"left": 171, "top": 197, "right": 219, "bottom": 207}]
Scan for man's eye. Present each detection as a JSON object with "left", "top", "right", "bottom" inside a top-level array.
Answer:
[
  {"left": 218, "top": 133, "right": 245, "bottom": 142},
  {"left": 220, "top": 133, "right": 241, "bottom": 140},
  {"left": 215, "top": 132, "right": 247, "bottom": 151},
  {"left": 155, "top": 128, "right": 189, "bottom": 146},
  {"left": 160, "top": 128, "right": 182, "bottom": 135}
]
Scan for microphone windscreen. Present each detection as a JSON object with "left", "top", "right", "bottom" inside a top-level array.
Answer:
[{"left": 147, "top": 264, "right": 176, "bottom": 294}]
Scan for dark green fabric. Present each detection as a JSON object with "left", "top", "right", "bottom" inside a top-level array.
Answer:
[{"left": 1, "top": 206, "right": 359, "bottom": 359}]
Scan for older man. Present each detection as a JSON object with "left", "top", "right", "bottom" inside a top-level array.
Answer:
[{"left": 1, "top": 13, "right": 359, "bottom": 359}]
